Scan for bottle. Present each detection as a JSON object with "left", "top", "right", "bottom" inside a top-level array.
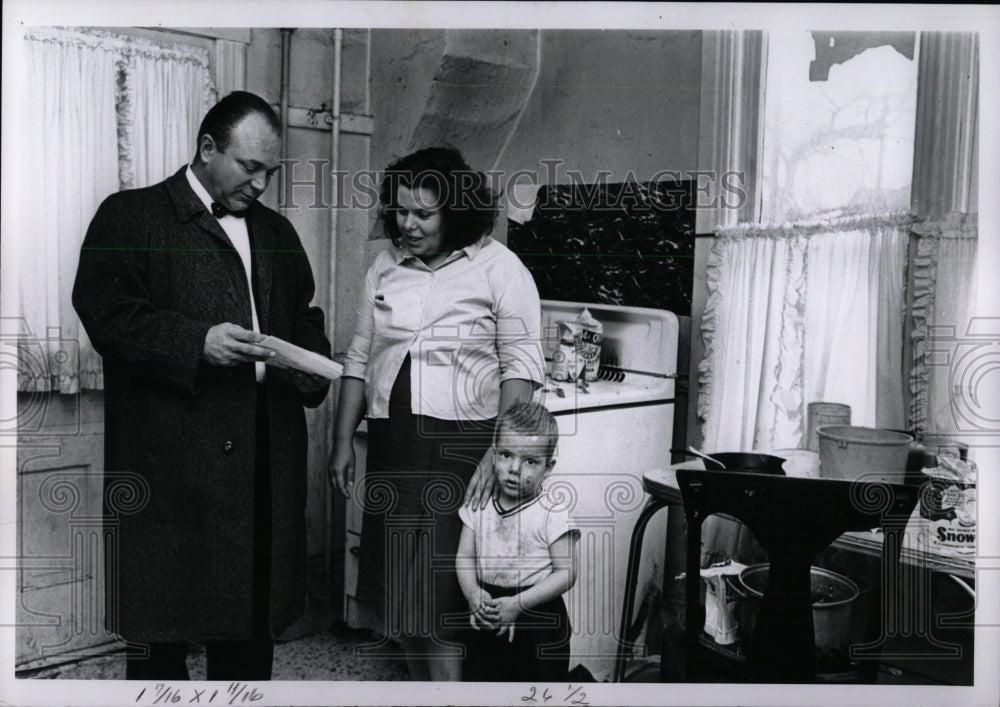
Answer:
[{"left": 550, "top": 333, "right": 575, "bottom": 382}]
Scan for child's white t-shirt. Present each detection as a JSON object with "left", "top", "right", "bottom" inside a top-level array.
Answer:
[{"left": 458, "top": 490, "right": 578, "bottom": 589}]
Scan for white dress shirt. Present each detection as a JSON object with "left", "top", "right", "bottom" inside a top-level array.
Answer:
[{"left": 185, "top": 165, "right": 265, "bottom": 382}]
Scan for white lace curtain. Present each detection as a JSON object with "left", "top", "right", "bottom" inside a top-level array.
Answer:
[
  {"left": 699, "top": 213, "right": 912, "bottom": 452},
  {"left": 16, "top": 29, "right": 120, "bottom": 393},
  {"left": 16, "top": 27, "right": 215, "bottom": 392},
  {"left": 120, "top": 44, "right": 216, "bottom": 190}
]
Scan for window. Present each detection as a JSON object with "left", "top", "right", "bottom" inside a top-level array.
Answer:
[
  {"left": 697, "top": 31, "right": 977, "bottom": 452},
  {"left": 759, "top": 31, "right": 919, "bottom": 223}
]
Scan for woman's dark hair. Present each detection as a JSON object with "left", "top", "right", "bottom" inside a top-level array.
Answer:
[
  {"left": 193, "top": 91, "right": 281, "bottom": 160},
  {"left": 379, "top": 147, "right": 499, "bottom": 249}
]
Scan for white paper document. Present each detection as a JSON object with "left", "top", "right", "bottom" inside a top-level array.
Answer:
[{"left": 258, "top": 336, "right": 343, "bottom": 380}]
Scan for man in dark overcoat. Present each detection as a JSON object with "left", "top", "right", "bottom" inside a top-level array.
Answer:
[{"left": 72, "top": 91, "right": 331, "bottom": 680}]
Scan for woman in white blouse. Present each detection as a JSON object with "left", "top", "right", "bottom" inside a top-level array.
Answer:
[{"left": 329, "top": 147, "right": 545, "bottom": 680}]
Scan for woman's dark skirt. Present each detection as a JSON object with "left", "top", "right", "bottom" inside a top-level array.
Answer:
[{"left": 356, "top": 355, "right": 495, "bottom": 644}]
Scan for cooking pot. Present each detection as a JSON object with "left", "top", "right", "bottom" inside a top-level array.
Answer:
[
  {"left": 672, "top": 450, "right": 787, "bottom": 474},
  {"left": 733, "top": 564, "right": 859, "bottom": 670}
]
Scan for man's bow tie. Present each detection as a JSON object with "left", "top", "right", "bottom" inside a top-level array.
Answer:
[{"left": 211, "top": 202, "right": 246, "bottom": 219}]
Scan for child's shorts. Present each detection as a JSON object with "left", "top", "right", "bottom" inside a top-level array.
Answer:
[{"left": 463, "top": 582, "right": 571, "bottom": 682}]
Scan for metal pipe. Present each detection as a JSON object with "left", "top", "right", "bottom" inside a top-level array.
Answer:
[
  {"left": 326, "top": 26, "right": 344, "bottom": 623},
  {"left": 279, "top": 28, "right": 294, "bottom": 210},
  {"left": 364, "top": 28, "right": 372, "bottom": 116},
  {"left": 328, "top": 28, "right": 343, "bottom": 343}
]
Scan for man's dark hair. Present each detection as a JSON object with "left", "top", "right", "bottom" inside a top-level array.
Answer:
[
  {"left": 379, "top": 146, "right": 499, "bottom": 250},
  {"left": 193, "top": 91, "right": 281, "bottom": 161}
]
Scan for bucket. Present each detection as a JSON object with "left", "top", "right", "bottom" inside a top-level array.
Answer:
[
  {"left": 735, "top": 564, "right": 859, "bottom": 669},
  {"left": 806, "top": 402, "right": 852, "bottom": 452},
  {"left": 817, "top": 426, "right": 913, "bottom": 484}
]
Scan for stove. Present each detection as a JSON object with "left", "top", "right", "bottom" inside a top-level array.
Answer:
[{"left": 535, "top": 299, "right": 680, "bottom": 682}]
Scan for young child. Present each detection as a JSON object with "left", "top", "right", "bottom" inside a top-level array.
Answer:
[{"left": 456, "top": 401, "right": 580, "bottom": 682}]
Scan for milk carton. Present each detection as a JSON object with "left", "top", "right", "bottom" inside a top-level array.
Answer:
[{"left": 572, "top": 308, "right": 603, "bottom": 381}]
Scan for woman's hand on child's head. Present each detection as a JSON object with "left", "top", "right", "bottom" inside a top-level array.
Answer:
[{"left": 463, "top": 447, "right": 497, "bottom": 509}]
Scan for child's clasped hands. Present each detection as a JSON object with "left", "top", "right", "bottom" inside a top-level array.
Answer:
[{"left": 468, "top": 589, "right": 520, "bottom": 642}]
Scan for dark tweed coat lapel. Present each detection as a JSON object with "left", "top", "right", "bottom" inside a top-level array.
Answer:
[
  {"left": 164, "top": 169, "right": 276, "bottom": 330},
  {"left": 165, "top": 166, "right": 234, "bottom": 248}
]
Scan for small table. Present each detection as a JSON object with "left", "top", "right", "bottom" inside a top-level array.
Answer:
[
  {"left": 613, "top": 465, "right": 970, "bottom": 683},
  {"left": 640, "top": 465, "right": 974, "bottom": 576}
]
